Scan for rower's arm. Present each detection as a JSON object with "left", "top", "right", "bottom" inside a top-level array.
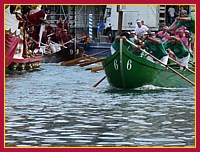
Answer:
[
  {"left": 170, "top": 36, "right": 182, "bottom": 44},
  {"left": 168, "top": 19, "right": 178, "bottom": 32},
  {"left": 141, "top": 44, "right": 145, "bottom": 49},
  {"left": 147, "top": 37, "right": 161, "bottom": 44},
  {"left": 176, "top": 16, "right": 192, "bottom": 22}
]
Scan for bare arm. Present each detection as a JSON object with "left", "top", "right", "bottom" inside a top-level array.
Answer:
[
  {"left": 168, "top": 19, "right": 178, "bottom": 32},
  {"left": 176, "top": 16, "right": 192, "bottom": 22},
  {"left": 147, "top": 29, "right": 151, "bottom": 35},
  {"left": 170, "top": 36, "right": 182, "bottom": 44},
  {"left": 147, "top": 37, "right": 161, "bottom": 44},
  {"left": 114, "top": 36, "right": 121, "bottom": 42}
]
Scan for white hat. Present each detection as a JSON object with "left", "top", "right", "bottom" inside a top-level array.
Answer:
[{"left": 137, "top": 20, "right": 141, "bottom": 23}]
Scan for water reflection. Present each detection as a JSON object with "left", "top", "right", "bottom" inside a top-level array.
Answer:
[{"left": 5, "top": 64, "right": 195, "bottom": 147}]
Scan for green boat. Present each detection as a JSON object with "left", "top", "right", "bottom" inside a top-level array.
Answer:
[{"left": 102, "top": 39, "right": 195, "bottom": 89}]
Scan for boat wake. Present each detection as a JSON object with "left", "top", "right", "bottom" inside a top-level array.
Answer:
[
  {"left": 134, "top": 85, "right": 186, "bottom": 90},
  {"left": 102, "top": 85, "right": 189, "bottom": 95}
]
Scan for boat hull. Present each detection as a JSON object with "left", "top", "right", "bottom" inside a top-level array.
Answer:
[
  {"left": 42, "top": 42, "right": 84, "bottom": 63},
  {"left": 102, "top": 46, "right": 194, "bottom": 89},
  {"left": 78, "top": 42, "right": 111, "bottom": 58},
  {"left": 6, "top": 55, "right": 43, "bottom": 74},
  {"left": 5, "top": 34, "right": 21, "bottom": 68}
]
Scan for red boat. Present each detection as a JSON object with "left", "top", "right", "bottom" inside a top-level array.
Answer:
[{"left": 5, "top": 5, "right": 44, "bottom": 73}]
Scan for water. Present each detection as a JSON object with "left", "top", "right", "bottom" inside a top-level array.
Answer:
[{"left": 5, "top": 63, "right": 195, "bottom": 147}]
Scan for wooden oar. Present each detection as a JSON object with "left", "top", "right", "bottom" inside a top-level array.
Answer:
[
  {"left": 126, "top": 39, "right": 195, "bottom": 86},
  {"left": 78, "top": 57, "right": 97, "bottom": 64},
  {"left": 79, "top": 58, "right": 105, "bottom": 67},
  {"left": 168, "top": 57, "right": 195, "bottom": 74},
  {"left": 85, "top": 67, "right": 94, "bottom": 70},
  {"left": 85, "top": 66, "right": 103, "bottom": 71},
  {"left": 93, "top": 75, "right": 106, "bottom": 87},
  {"left": 189, "top": 61, "right": 195, "bottom": 67},
  {"left": 61, "top": 49, "right": 110, "bottom": 66},
  {"left": 90, "top": 66, "right": 104, "bottom": 72},
  {"left": 61, "top": 56, "right": 86, "bottom": 66}
]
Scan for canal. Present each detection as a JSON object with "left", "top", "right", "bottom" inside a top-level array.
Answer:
[{"left": 5, "top": 63, "right": 195, "bottom": 147}]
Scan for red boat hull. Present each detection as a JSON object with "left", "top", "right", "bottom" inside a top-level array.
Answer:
[{"left": 5, "top": 33, "right": 20, "bottom": 68}]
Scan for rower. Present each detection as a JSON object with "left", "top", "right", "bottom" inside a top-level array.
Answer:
[
  {"left": 164, "top": 35, "right": 190, "bottom": 70},
  {"left": 141, "top": 35, "right": 169, "bottom": 65}
]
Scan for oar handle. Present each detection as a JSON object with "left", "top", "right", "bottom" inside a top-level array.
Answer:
[
  {"left": 61, "top": 49, "right": 110, "bottom": 66},
  {"left": 88, "top": 49, "right": 110, "bottom": 58},
  {"left": 63, "top": 40, "right": 73, "bottom": 45},
  {"left": 168, "top": 57, "right": 195, "bottom": 74},
  {"left": 79, "top": 58, "right": 105, "bottom": 67},
  {"left": 126, "top": 39, "right": 195, "bottom": 86}
]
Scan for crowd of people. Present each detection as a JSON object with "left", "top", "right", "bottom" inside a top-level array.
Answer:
[
  {"left": 23, "top": 7, "right": 88, "bottom": 55},
  {"left": 15, "top": 6, "right": 74, "bottom": 56},
  {"left": 111, "top": 9, "right": 195, "bottom": 69},
  {"left": 39, "top": 17, "right": 90, "bottom": 54},
  {"left": 23, "top": 6, "right": 195, "bottom": 69},
  {"left": 39, "top": 17, "right": 73, "bottom": 54}
]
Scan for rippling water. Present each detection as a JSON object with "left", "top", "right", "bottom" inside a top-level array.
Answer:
[{"left": 5, "top": 63, "right": 195, "bottom": 147}]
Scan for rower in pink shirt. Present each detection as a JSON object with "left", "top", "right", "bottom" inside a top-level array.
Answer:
[
  {"left": 156, "top": 26, "right": 170, "bottom": 44},
  {"left": 176, "top": 29, "right": 188, "bottom": 49},
  {"left": 175, "top": 26, "right": 186, "bottom": 36}
]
